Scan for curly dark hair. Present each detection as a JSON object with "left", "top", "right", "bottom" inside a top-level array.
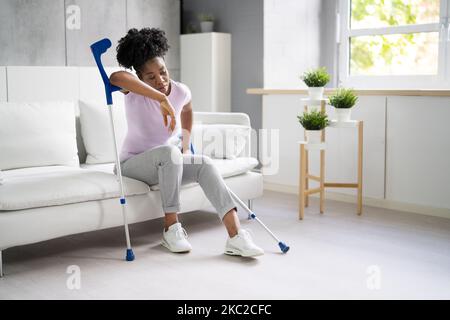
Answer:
[{"left": 116, "top": 28, "right": 170, "bottom": 72}]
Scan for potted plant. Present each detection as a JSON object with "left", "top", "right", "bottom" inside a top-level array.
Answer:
[
  {"left": 186, "top": 22, "right": 198, "bottom": 34},
  {"left": 297, "top": 110, "right": 329, "bottom": 144},
  {"left": 300, "top": 67, "right": 330, "bottom": 100},
  {"left": 328, "top": 88, "right": 358, "bottom": 122},
  {"left": 199, "top": 13, "right": 214, "bottom": 32}
]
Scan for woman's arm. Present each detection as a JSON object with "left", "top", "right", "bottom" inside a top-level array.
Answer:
[
  {"left": 110, "top": 71, "right": 165, "bottom": 101},
  {"left": 110, "top": 70, "right": 176, "bottom": 131},
  {"left": 181, "top": 101, "right": 193, "bottom": 153}
]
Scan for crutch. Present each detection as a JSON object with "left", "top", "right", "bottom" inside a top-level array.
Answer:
[
  {"left": 90, "top": 38, "right": 135, "bottom": 262},
  {"left": 191, "top": 143, "right": 290, "bottom": 253},
  {"left": 228, "top": 189, "right": 290, "bottom": 253}
]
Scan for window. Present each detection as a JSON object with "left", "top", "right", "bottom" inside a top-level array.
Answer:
[{"left": 338, "top": 0, "right": 450, "bottom": 88}]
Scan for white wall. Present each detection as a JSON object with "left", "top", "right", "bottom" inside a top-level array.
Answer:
[
  {"left": 262, "top": 94, "right": 450, "bottom": 215},
  {"left": 264, "top": 0, "right": 321, "bottom": 89}
]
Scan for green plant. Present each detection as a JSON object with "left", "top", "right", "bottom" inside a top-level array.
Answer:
[
  {"left": 297, "top": 110, "right": 329, "bottom": 130},
  {"left": 198, "top": 13, "right": 214, "bottom": 22},
  {"left": 186, "top": 22, "right": 198, "bottom": 34},
  {"left": 300, "top": 67, "right": 330, "bottom": 87},
  {"left": 329, "top": 88, "right": 358, "bottom": 109}
]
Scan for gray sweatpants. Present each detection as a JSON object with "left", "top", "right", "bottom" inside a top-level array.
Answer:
[{"left": 114, "top": 145, "right": 236, "bottom": 220}]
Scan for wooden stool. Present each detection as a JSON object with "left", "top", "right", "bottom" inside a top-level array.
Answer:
[
  {"left": 325, "top": 120, "right": 364, "bottom": 216},
  {"left": 298, "top": 99, "right": 364, "bottom": 219},
  {"left": 298, "top": 141, "right": 326, "bottom": 220}
]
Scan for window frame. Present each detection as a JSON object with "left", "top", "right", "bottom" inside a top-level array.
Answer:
[{"left": 338, "top": 0, "right": 450, "bottom": 89}]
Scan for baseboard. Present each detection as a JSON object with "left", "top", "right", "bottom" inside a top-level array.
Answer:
[
  {"left": 263, "top": 182, "right": 298, "bottom": 195},
  {"left": 263, "top": 182, "right": 450, "bottom": 219}
]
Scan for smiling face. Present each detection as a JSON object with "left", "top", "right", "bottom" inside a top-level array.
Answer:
[{"left": 137, "top": 57, "right": 171, "bottom": 95}]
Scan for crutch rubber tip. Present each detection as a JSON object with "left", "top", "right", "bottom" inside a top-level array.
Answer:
[
  {"left": 126, "top": 249, "right": 135, "bottom": 261},
  {"left": 278, "top": 242, "right": 290, "bottom": 253}
]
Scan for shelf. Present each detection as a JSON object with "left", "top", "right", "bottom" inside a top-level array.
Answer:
[
  {"left": 298, "top": 141, "right": 326, "bottom": 150},
  {"left": 328, "top": 120, "right": 360, "bottom": 128},
  {"left": 300, "top": 98, "right": 329, "bottom": 105},
  {"left": 247, "top": 88, "right": 450, "bottom": 97}
]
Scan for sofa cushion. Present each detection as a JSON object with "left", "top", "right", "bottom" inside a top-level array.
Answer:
[
  {"left": 0, "top": 166, "right": 150, "bottom": 211},
  {"left": 81, "top": 157, "right": 259, "bottom": 191},
  {"left": 0, "top": 101, "right": 79, "bottom": 170},
  {"left": 78, "top": 99, "right": 127, "bottom": 164}
]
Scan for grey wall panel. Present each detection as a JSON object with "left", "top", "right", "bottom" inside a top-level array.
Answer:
[
  {"left": 0, "top": 0, "right": 66, "bottom": 66},
  {"left": 169, "top": 69, "right": 180, "bottom": 82},
  {"left": 65, "top": 0, "right": 126, "bottom": 66},
  {"left": 127, "top": 0, "right": 180, "bottom": 71},
  {"left": 182, "top": 0, "right": 263, "bottom": 131},
  {"left": 320, "top": 0, "right": 338, "bottom": 88},
  {"left": 7, "top": 66, "right": 79, "bottom": 102}
]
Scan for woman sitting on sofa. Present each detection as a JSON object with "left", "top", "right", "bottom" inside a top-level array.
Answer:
[{"left": 110, "top": 28, "right": 263, "bottom": 257}]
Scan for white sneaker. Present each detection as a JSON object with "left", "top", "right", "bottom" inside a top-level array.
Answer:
[
  {"left": 225, "top": 229, "right": 264, "bottom": 257},
  {"left": 161, "top": 222, "right": 192, "bottom": 253}
]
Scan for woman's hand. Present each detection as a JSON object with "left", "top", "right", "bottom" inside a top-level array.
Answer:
[{"left": 159, "top": 97, "right": 176, "bottom": 132}]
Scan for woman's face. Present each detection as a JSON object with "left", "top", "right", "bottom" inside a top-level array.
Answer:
[{"left": 137, "top": 57, "right": 170, "bottom": 95}]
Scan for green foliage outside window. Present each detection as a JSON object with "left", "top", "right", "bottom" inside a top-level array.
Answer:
[{"left": 350, "top": 0, "right": 439, "bottom": 75}]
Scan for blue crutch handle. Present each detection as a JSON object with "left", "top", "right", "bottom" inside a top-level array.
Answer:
[{"left": 90, "top": 38, "right": 122, "bottom": 105}]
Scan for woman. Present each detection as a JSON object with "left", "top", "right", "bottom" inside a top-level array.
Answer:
[{"left": 110, "top": 28, "right": 263, "bottom": 257}]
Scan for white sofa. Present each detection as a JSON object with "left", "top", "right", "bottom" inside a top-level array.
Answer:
[{"left": 0, "top": 98, "right": 263, "bottom": 277}]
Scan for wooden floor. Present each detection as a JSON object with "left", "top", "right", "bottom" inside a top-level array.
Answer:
[{"left": 1, "top": 190, "right": 449, "bottom": 299}]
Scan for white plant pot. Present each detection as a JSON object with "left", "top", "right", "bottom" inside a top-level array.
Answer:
[
  {"left": 200, "top": 21, "right": 214, "bottom": 32},
  {"left": 335, "top": 108, "right": 352, "bottom": 122},
  {"left": 308, "top": 87, "right": 324, "bottom": 100},
  {"left": 305, "top": 130, "right": 323, "bottom": 144}
]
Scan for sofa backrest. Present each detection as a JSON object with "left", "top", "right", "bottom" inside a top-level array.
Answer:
[
  {"left": 193, "top": 112, "right": 252, "bottom": 158},
  {"left": 2, "top": 66, "right": 123, "bottom": 166}
]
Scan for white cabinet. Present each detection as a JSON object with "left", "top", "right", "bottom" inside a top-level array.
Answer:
[
  {"left": 180, "top": 32, "right": 231, "bottom": 112},
  {"left": 386, "top": 96, "right": 450, "bottom": 209}
]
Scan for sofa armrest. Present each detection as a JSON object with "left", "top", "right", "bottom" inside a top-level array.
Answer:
[
  {"left": 193, "top": 112, "right": 250, "bottom": 127},
  {"left": 192, "top": 112, "right": 253, "bottom": 158}
]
